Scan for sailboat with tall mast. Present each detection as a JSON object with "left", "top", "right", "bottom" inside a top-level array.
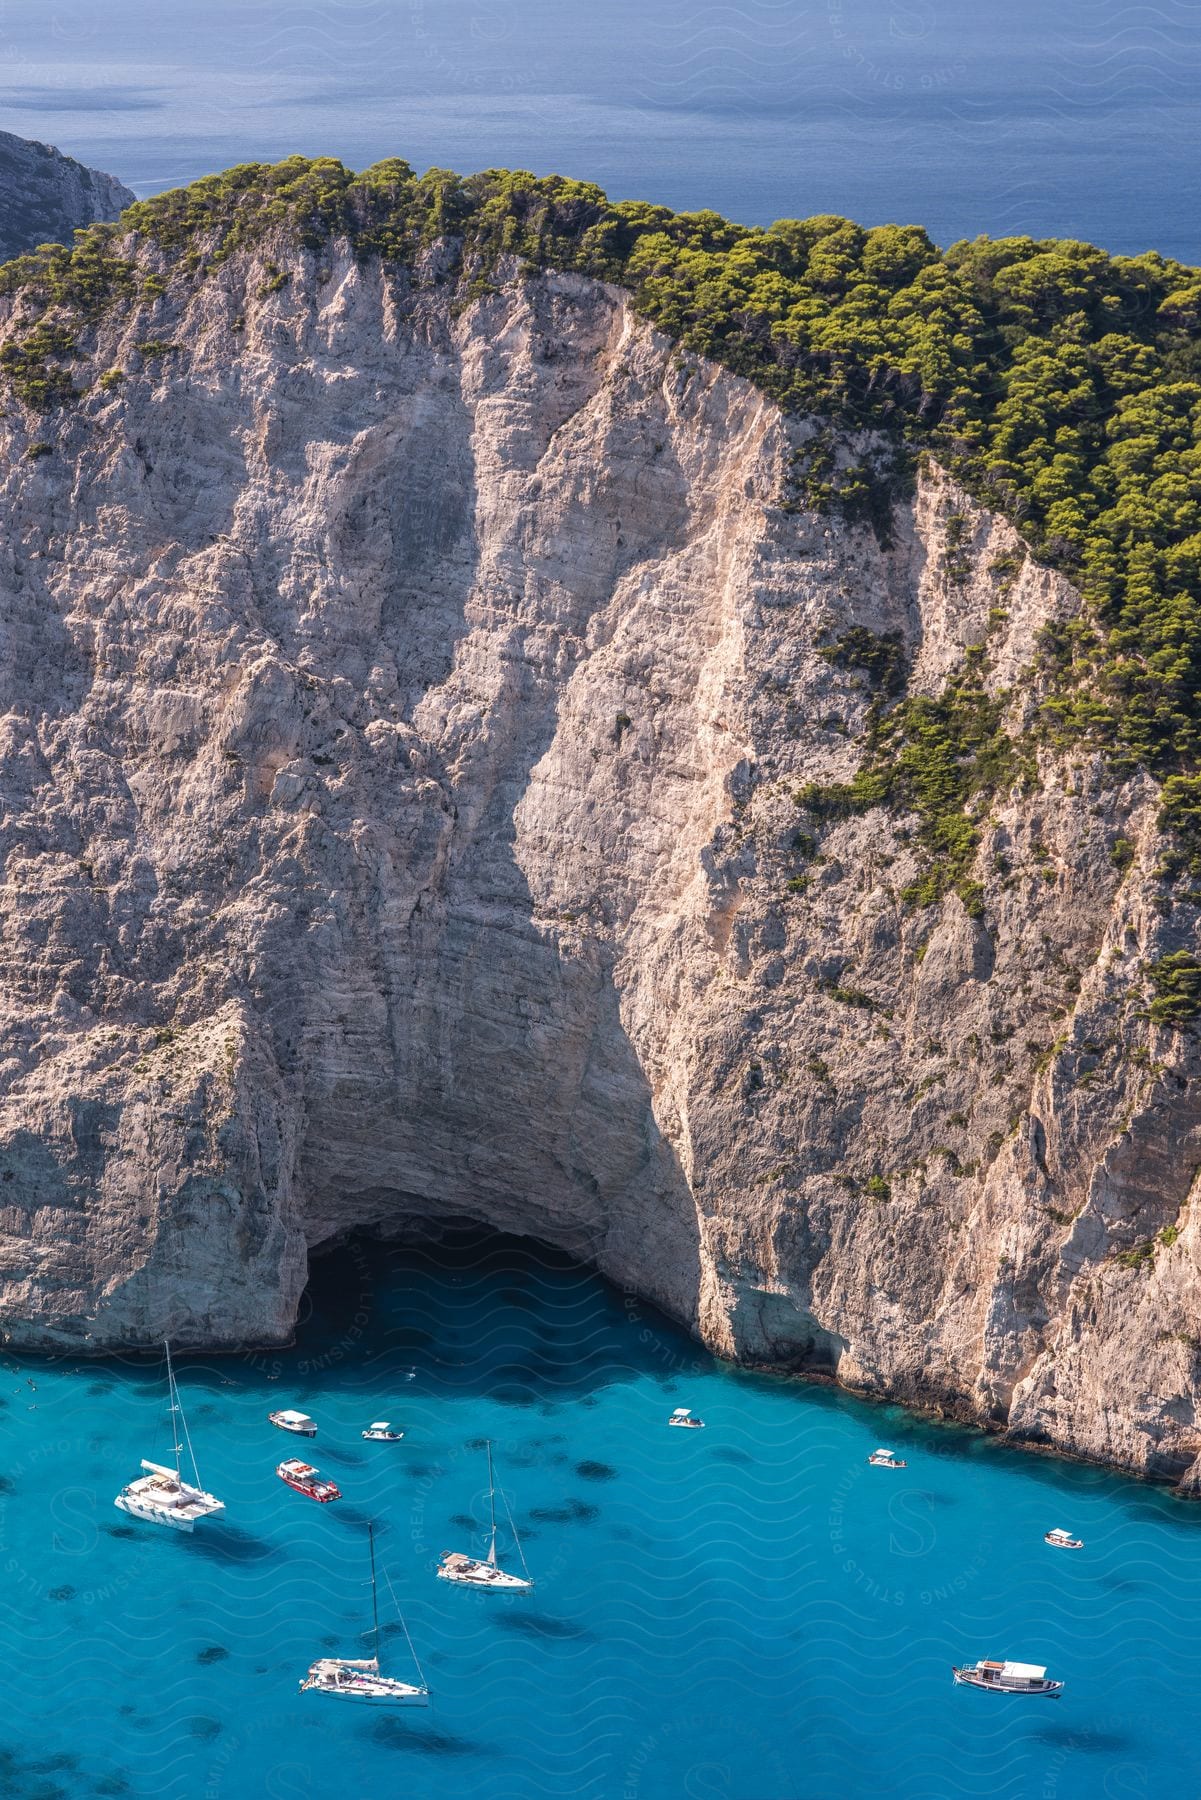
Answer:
[
  {"left": 114, "top": 1341, "right": 225, "bottom": 1531},
  {"left": 437, "top": 1441, "right": 533, "bottom": 1590},
  {"left": 301, "top": 1524, "right": 430, "bottom": 1705}
]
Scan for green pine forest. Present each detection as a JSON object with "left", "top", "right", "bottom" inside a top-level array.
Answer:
[{"left": 2, "top": 156, "right": 1200, "bottom": 994}]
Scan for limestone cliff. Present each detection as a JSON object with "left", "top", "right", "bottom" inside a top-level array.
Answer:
[
  {"left": 0, "top": 130, "right": 133, "bottom": 262},
  {"left": 0, "top": 235, "right": 1198, "bottom": 1490}
]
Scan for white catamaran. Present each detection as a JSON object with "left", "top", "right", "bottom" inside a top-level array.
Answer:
[
  {"left": 437, "top": 1441, "right": 533, "bottom": 1591},
  {"left": 301, "top": 1524, "right": 430, "bottom": 1706},
  {"left": 114, "top": 1341, "right": 225, "bottom": 1532}
]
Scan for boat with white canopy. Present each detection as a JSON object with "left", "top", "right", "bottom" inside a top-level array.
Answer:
[
  {"left": 867, "top": 1448, "right": 906, "bottom": 1468},
  {"left": 953, "top": 1659, "right": 1063, "bottom": 1696},
  {"left": 114, "top": 1342, "right": 225, "bottom": 1532},
  {"left": 269, "top": 1409, "right": 317, "bottom": 1436},
  {"left": 1044, "top": 1527, "right": 1083, "bottom": 1549},
  {"left": 437, "top": 1441, "right": 533, "bottom": 1591},
  {"left": 301, "top": 1523, "right": 429, "bottom": 1706}
]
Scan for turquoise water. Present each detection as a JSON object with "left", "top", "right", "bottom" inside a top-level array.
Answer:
[{"left": 1, "top": 1232, "right": 1199, "bottom": 1799}]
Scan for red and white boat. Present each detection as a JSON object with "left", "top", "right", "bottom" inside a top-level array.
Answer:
[{"left": 277, "top": 1457, "right": 340, "bottom": 1503}]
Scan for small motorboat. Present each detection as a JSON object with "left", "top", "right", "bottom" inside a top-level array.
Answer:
[
  {"left": 668, "top": 1407, "right": 705, "bottom": 1429},
  {"left": 867, "top": 1448, "right": 906, "bottom": 1468},
  {"left": 277, "top": 1458, "right": 341, "bottom": 1503},
  {"left": 1044, "top": 1527, "right": 1084, "bottom": 1549},
  {"left": 953, "top": 1659, "right": 1063, "bottom": 1697},
  {"left": 362, "top": 1422, "right": 404, "bottom": 1442},
  {"left": 269, "top": 1409, "right": 317, "bottom": 1436}
]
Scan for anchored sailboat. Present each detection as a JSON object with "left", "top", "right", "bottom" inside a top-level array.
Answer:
[
  {"left": 437, "top": 1441, "right": 533, "bottom": 1591},
  {"left": 301, "top": 1524, "right": 429, "bottom": 1705},
  {"left": 114, "top": 1341, "right": 225, "bottom": 1532}
]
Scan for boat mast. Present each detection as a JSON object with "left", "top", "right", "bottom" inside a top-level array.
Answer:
[
  {"left": 495, "top": 1462, "right": 531, "bottom": 1582},
  {"left": 486, "top": 1440, "right": 497, "bottom": 1566},
  {"left": 368, "top": 1523, "right": 381, "bottom": 1665},
  {"left": 166, "top": 1339, "right": 204, "bottom": 1490},
  {"left": 165, "top": 1340, "right": 181, "bottom": 1483}
]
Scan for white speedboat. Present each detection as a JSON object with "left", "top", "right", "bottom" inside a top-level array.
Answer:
[
  {"left": 867, "top": 1447, "right": 906, "bottom": 1468},
  {"left": 668, "top": 1407, "right": 705, "bottom": 1429},
  {"left": 953, "top": 1659, "right": 1063, "bottom": 1697},
  {"left": 301, "top": 1523, "right": 429, "bottom": 1707},
  {"left": 362, "top": 1422, "right": 404, "bottom": 1442},
  {"left": 1044, "top": 1527, "right": 1083, "bottom": 1549},
  {"left": 269, "top": 1409, "right": 317, "bottom": 1436},
  {"left": 437, "top": 1442, "right": 533, "bottom": 1591},
  {"left": 115, "top": 1343, "right": 225, "bottom": 1532}
]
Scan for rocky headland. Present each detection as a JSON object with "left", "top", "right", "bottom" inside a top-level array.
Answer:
[
  {"left": 0, "top": 162, "right": 1198, "bottom": 1491},
  {"left": 0, "top": 129, "right": 133, "bottom": 262}
]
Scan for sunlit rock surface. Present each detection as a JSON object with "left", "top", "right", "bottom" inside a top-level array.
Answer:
[{"left": 0, "top": 243, "right": 1197, "bottom": 1486}]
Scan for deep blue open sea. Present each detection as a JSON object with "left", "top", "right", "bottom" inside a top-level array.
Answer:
[
  {"left": 0, "top": 1232, "right": 1198, "bottom": 1800},
  {"left": 0, "top": 0, "right": 1198, "bottom": 260}
]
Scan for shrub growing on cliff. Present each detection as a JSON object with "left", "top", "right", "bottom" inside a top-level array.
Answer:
[
  {"left": 1145, "top": 950, "right": 1201, "bottom": 1024},
  {"left": 818, "top": 627, "right": 907, "bottom": 700},
  {"left": 0, "top": 321, "right": 78, "bottom": 409},
  {"left": 1158, "top": 774, "right": 1201, "bottom": 877},
  {"left": 797, "top": 651, "right": 1031, "bottom": 914}
]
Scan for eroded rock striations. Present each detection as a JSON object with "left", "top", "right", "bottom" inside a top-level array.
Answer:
[
  {"left": 0, "top": 130, "right": 133, "bottom": 262},
  {"left": 1, "top": 232, "right": 1199, "bottom": 1489}
]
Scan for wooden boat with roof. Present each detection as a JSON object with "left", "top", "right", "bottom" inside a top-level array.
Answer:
[
  {"left": 269, "top": 1409, "right": 317, "bottom": 1436},
  {"left": 953, "top": 1659, "right": 1062, "bottom": 1696}
]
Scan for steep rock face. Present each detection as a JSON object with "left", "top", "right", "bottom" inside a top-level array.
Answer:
[
  {"left": 0, "top": 131, "right": 133, "bottom": 262},
  {"left": 0, "top": 244, "right": 1198, "bottom": 1485}
]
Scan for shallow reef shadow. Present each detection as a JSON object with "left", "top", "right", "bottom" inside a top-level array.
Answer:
[
  {"left": 185, "top": 1525, "right": 276, "bottom": 1565},
  {"left": 370, "top": 1720, "right": 484, "bottom": 1756}
]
